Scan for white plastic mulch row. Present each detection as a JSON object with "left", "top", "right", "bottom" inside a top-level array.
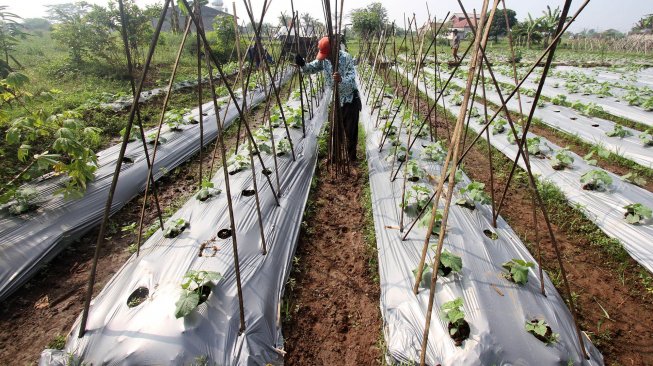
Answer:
[
  {"left": 421, "top": 65, "right": 653, "bottom": 169},
  {"left": 39, "top": 88, "right": 331, "bottom": 366},
  {"left": 401, "top": 65, "right": 653, "bottom": 275},
  {"left": 0, "top": 69, "right": 295, "bottom": 301},
  {"left": 488, "top": 68, "right": 653, "bottom": 129},
  {"left": 358, "top": 71, "right": 602, "bottom": 365}
]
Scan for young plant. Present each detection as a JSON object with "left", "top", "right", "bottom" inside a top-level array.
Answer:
[
  {"left": 288, "top": 107, "right": 303, "bottom": 129},
  {"left": 268, "top": 109, "right": 281, "bottom": 128},
  {"left": 227, "top": 147, "right": 251, "bottom": 174},
  {"left": 638, "top": 129, "right": 653, "bottom": 146},
  {"left": 606, "top": 124, "right": 632, "bottom": 138},
  {"left": 401, "top": 184, "right": 432, "bottom": 216},
  {"left": 165, "top": 108, "right": 191, "bottom": 131},
  {"left": 275, "top": 137, "right": 292, "bottom": 156},
  {"left": 406, "top": 160, "right": 425, "bottom": 181},
  {"left": 623, "top": 203, "right": 652, "bottom": 225},
  {"left": 551, "top": 94, "right": 567, "bottom": 106},
  {"left": 8, "top": 187, "right": 38, "bottom": 215},
  {"left": 580, "top": 170, "right": 613, "bottom": 191},
  {"left": 456, "top": 181, "right": 491, "bottom": 210},
  {"left": 175, "top": 270, "right": 222, "bottom": 318},
  {"left": 120, "top": 126, "right": 142, "bottom": 142},
  {"left": 502, "top": 258, "right": 534, "bottom": 285},
  {"left": 382, "top": 121, "right": 397, "bottom": 136},
  {"left": 421, "top": 141, "right": 446, "bottom": 163},
  {"left": 419, "top": 208, "right": 444, "bottom": 236},
  {"left": 195, "top": 179, "right": 222, "bottom": 202},
  {"left": 164, "top": 218, "right": 189, "bottom": 238},
  {"left": 437, "top": 250, "right": 463, "bottom": 277},
  {"left": 621, "top": 172, "right": 647, "bottom": 187},
  {"left": 440, "top": 298, "right": 470, "bottom": 346},
  {"left": 491, "top": 118, "right": 507, "bottom": 135},
  {"left": 507, "top": 126, "right": 523, "bottom": 145},
  {"left": 395, "top": 145, "right": 410, "bottom": 163},
  {"left": 252, "top": 128, "right": 272, "bottom": 154},
  {"left": 582, "top": 147, "right": 610, "bottom": 166},
  {"left": 642, "top": 97, "right": 653, "bottom": 111},
  {"left": 469, "top": 106, "right": 480, "bottom": 118},
  {"left": 526, "top": 136, "right": 548, "bottom": 157},
  {"left": 551, "top": 148, "right": 574, "bottom": 170},
  {"left": 450, "top": 92, "right": 463, "bottom": 106},
  {"left": 525, "top": 319, "right": 559, "bottom": 345},
  {"left": 146, "top": 132, "right": 167, "bottom": 145}
]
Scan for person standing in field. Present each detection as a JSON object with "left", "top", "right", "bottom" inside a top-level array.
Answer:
[
  {"left": 451, "top": 29, "right": 461, "bottom": 62},
  {"left": 294, "top": 36, "right": 361, "bottom": 162}
]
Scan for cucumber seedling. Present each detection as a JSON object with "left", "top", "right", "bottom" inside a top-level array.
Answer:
[
  {"left": 525, "top": 319, "right": 559, "bottom": 345},
  {"left": 175, "top": 270, "right": 222, "bottom": 318},
  {"left": 502, "top": 258, "right": 534, "bottom": 285},
  {"left": 623, "top": 203, "right": 652, "bottom": 225},
  {"left": 440, "top": 297, "right": 470, "bottom": 346},
  {"left": 164, "top": 218, "right": 189, "bottom": 238}
]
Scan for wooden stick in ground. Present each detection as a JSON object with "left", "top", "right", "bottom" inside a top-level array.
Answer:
[
  {"left": 233, "top": 1, "right": 267, "bottom": 255},
  {"left": 79, "top": 0, "right": 172, "bottom": 338},
  {"left": 418, "top": 2, "right": 493, "bottom": 364}
]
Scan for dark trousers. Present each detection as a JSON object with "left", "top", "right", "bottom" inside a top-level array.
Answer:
[{"left": 341, "top": 91, "right": 362, "bottom": 161}]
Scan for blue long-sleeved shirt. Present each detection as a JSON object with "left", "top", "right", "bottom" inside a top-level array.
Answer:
[{"left": 301, "top": 50, "right": 357, "bottom": 106}]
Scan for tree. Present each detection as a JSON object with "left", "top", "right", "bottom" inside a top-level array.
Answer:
[
  {"left": 349, "top": 2, "right": 387, "bottom": 38},
  {"left": 523, "top": 13, "right": 540, "bottom": 48},
  {"left": 0, "top": 6, "right": 29, "bottom": 76},
  {"left": 537, "top": 5, "right": 565, "bottom": 46},
  {"left": 207, "top": 15, "right": 236, "bottom": 63},
  {"left": 631, "top": 14, "right": 653, "bottom": 34},
  {"left": 487, "top": 8, "right": 517, "bottom": 43},
  {"left": 21, "top": 18, "right": 51, "bottom": 32}
]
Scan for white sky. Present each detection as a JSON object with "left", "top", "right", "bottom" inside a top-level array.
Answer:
[{"left": 5, "top": 0, "right": 652, "bottom": 33}]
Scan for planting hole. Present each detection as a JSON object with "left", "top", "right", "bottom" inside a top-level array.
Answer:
[
  {"left": 198, "top": 285, "right": 211, "bottom": 305},
  {"left": 190, "top": 118, "right": 199, "bottom": 124},
  {"left": 127, "top": 287, "right": 149, "bottom": 308},
  {"left": 262, "top": 168, "right": 272, "bottom": 176},
  {"left": 122, "top": 156, "right": 134, "bottom": 164},
  {"left": 202, "top": 112, "right": 208, "bottom": 116},
  {"left": 553, "top": 109, "right": 560, "bottom": 113},
  {"left": 570, "top": 117, "right": 577, "bottom": 121},
  {"left": 483, "top": 229, "right": 498, "bottom": 240},
  {"left": 242, "top": 188, "right": 256, "bottom": 197},
  {"left": 592, "top": 123, "right": 600, "bottom": 127},
  {"left": 217, "top": 229, "right": 232, "bottom": 239}
]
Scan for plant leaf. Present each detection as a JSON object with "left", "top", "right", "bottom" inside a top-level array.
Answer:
[{"left": 174, "top": 291, "right": 200, "bottom": 318}]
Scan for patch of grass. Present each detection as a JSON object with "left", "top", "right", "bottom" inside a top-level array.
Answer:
[
  {"left": 47, "top": 334, "right": 66, "bottom": 350},
  {"left": 358, "top": 123, "right": 379, "bottom": 284}
]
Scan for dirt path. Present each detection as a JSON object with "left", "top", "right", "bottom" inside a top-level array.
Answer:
[{"left": 282, "top": 141, "right": 383, "bottom": 365}]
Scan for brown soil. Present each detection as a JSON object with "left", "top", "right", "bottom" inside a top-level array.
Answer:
[
  {"left": 390, "top": 75, "right": 653, "bottom": 365},
  {"left": 282, "top": 155, "right": 383, "bottom": 365},
  {"left": 0, "top": 89, "right": 276, "bottom": 365}
]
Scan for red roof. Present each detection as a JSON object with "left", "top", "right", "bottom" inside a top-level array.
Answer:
[{"left": 450, "top": 13, "right": 479, "bottom": 29}]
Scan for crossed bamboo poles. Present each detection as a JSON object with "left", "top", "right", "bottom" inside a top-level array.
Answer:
[
  {"left": 359, "top": 0, "right": 591, "bottom": 363},
  {"left": 79, "top": 0, "right": 325, "bottom": 337}
]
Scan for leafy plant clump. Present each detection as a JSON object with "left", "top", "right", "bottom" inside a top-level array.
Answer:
[
  {"left": 639, "top": 129, "right": 653, "bottom": 146},
  {"left": 421, "top": 141, "right": 447, "bottom": 162},
  {"left": 164, "top": 218, "right": 189, "bottom": 238},
  {"left": 580, "top": 170, "right": 613, "bottom": 191},
  {"left": 227, "top": 147, "right": 251, "bottom": 174},
  {"left": 623, "top": 203, "right": 652, "bottom": 225},
  {"left": 440, "top": 298, "right": 470, "bottom": 346},
  {"left": 165, "top": 108, "right": 191, "bottom": 131},
  {"left": 401, "top": 184, "right": 432, "bottom": 216},
  {"left": 502, "top": 258, "right": 534, "bottom": 285},
  {"left": 507, "top": 126, "right": 523, "bottom": 145},
  {"left": 175, "top": 270, "right": 222, "bottom": 318},
  {"left": 406, "top": 160, "right": 426, "bottom": 181},
  {"left": 621, "top": 172, "right": 647, "bottom": 187},
  {"left": 450, "top": 92, "right": 463, "bottom": 106},
  {"left": 456, "top": 181, "right": 491, "bottom": 210},
  {"left": 551, "top": 94, "right": 567, "bottom": 105},
  {"left": 606, "top": 124, "right": 632, "bottom": 138},
  {"left": 120, "top": 126, "right": 142, "bottom": 142},
  {"left": 492, "top": 118, "right": 507, "bottom": 135},
  {"left": 525, "top": 319, "right": 559, "bottom": 344},
  {"left": 526, "top": 137, "right": 548, "bottom": 157},
  {"left": 195, "top": 180, "right": 222, "bottom": 201},
  {"left": 551, "top": 148, "right": 574, "bottom": 170},
  {"left": 7, "top": 187, "right": 38, "bottom": 215},
  {"left": 275, "top": 137, "right": 292, "bottom": 156},
  {"left": 438, "top": 250, "right": 463, "bottom": 277},
  {"left": 419, "top": 208, "right": 444, "bottom": 236}
]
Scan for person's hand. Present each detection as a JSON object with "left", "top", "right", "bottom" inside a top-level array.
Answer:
[
  {"left": 294, "top": 54, "right": 305, "bottom": 67},
  {"left": 333, "top": 72, "right": 341, "bottom": 83}
]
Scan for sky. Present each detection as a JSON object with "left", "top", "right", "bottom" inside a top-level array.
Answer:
[{"left": 5, "top": 0, "right": 652, "bottom": 33}]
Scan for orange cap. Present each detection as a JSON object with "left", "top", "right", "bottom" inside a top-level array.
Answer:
[{"left": 316, "top": 36, "right": 330, "bottom": 60}]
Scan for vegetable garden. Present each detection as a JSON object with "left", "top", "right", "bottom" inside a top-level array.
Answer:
[{"left": 1, "top": 0, "right": 653, "bottom": 365}]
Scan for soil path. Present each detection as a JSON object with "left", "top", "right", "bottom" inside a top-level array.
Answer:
[{"left": 283, "top": 151, "right": 383, "bottom": 365}]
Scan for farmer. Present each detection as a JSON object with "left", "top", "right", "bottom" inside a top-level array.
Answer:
[
  {"left": 247, "top": 44, "right": 274, "bottom": 69},
  {"left": 451, "top": 29, "right": 461, "bottom": 62},
  {"left": 294, "top": 36, "right": 361, "bottom": 162}
]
